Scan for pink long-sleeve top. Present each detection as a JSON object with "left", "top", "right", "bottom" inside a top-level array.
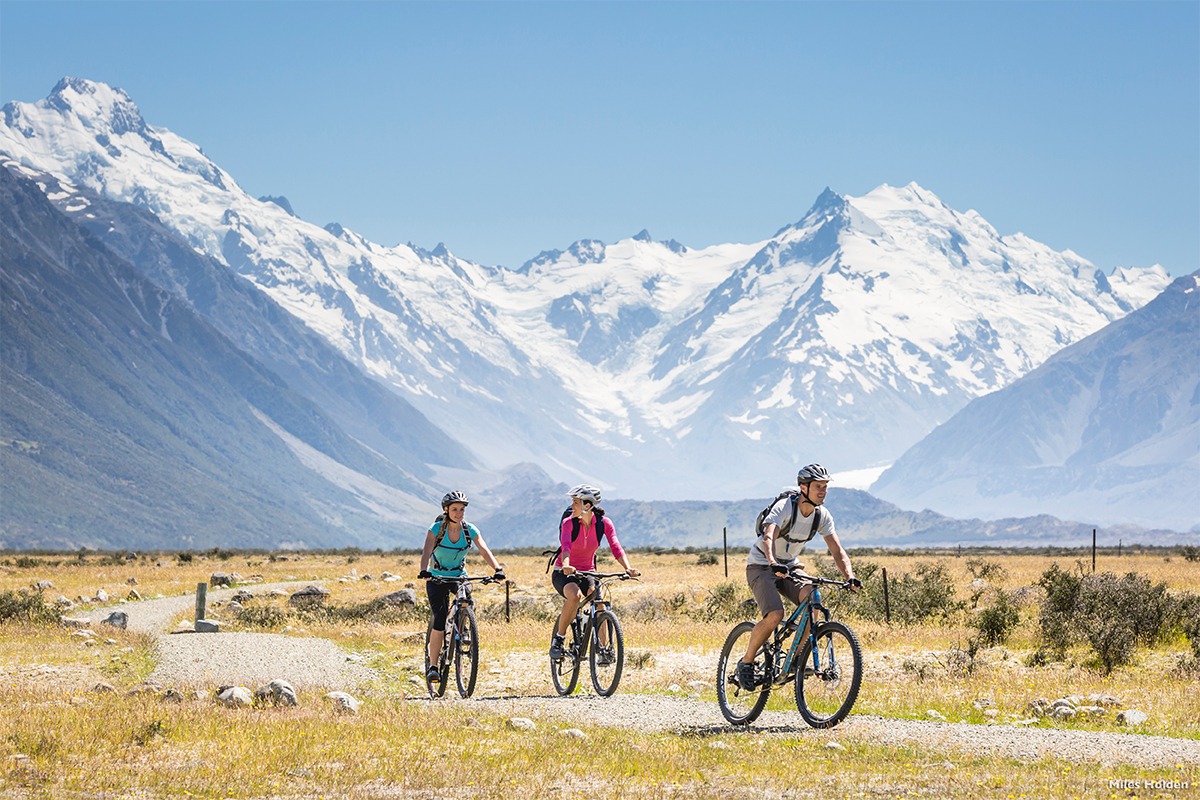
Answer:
[{"left": 554, "top": 513, "right": 625, "bottom": 571}]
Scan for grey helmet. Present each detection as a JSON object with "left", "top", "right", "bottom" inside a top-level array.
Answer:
[
  {"left": 567, "top": 484, "right": 602, "bottom": 506},
  {"left": 796, "top": 463, "right": 832, "bottom": 484},
  {"left": 441, "top": 490, "right": 469, "bottom": 509}
]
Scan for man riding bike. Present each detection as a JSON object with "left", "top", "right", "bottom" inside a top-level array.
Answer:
[{"left": 736, "top": 464, "right": 861, "bottom": 690}]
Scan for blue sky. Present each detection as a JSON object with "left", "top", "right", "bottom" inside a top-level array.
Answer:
[{"left": 2, "top": 1, "right": 1197, "bottom": 275}]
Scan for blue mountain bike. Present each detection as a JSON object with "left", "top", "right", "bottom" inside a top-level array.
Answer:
[{"left": 716, "top": 572, "right": 863, "bottom": 728}]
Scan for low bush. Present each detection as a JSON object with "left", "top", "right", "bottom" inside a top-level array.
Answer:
[
  {"left": 972, "top": 589, "right": 1020, "bottom": 647},
  {"left": 698, "top": 581, "right": 754, "bottom": 622},
  {"left": 0, "top": 590, "right": 60, "bottom": 625},
  {"left": 234, "top": 605, "right": 288, "bottom": 630},
  {"left": 1036, "top": 564, "right": 1179, "bottom": 673},
  {"left": 830, "top": 560, "right": 963, "bottom": 625}
]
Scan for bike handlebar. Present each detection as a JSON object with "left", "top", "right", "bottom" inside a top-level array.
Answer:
[
  {"left": 573, "top": 570, "right": 636, "bottom": 581},
  {"left": 427, "top": 574, "right": 499, "bottom": 585},
  {"left": 780, "top": 571, "right": 857, "bottom": 590}
]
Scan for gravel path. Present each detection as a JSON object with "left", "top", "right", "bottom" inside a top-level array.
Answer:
[
  {"left": 82, "top": 582, "right": 375, "bottom": 690},
  {"left": 452, "top": 693, "right": 1200, "bottom": 770},
  {"left": 79, "top": 590, "right": 1200, "bottom": 769}
]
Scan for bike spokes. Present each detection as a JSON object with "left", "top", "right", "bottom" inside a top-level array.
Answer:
[
  {"left": 549, "top": 624, "right": 582, "bottom": 696},
  {"left": 589, "top": 610, "right": 624, "bottom": 697},
  {"left": 716, "top": 621, "right": 772, "bottom": 725},
  {"left": 454, "top": 606, "right": 479, "bottom": 698},
  {"left": 795, "top": 621, "right": 862, "bottom": 728}
]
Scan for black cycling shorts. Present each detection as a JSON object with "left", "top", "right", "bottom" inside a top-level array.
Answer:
[{"left": 551, "top": 570, "right": 596, "bottom": 600}]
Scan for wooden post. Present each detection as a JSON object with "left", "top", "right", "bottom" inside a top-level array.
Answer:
[
  {"left": 1118, "top": 539, "right": 1122, "bottom": 557},
  {"left": 505, "top": 580, "right": 511, "bottom": 623},
  {"left": 723, "top": 527, "right": 728, "bottom": 578},
  {"left": 882, "top": 567, "right": 890, "bottom": 624},
  {"left": 1092, "top": 529, "right": 1097, "bottom": 573},
  {"left": 195, "top": 582, "right": 207, "bottom": 625}
]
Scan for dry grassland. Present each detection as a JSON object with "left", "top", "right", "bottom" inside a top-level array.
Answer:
[{"left": 1, "top": 548, "right": 1197, "bottom": 799}]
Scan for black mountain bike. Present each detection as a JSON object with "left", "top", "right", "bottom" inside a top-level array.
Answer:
[
  {"left": 424, "top": 575, "right": 496, "bottom": 699},
  {"left": 549, "top": 571, "right": 633, "bottom": 697},
  {"left": 716, "top": 572, "right": 863, "bottom": 728}
]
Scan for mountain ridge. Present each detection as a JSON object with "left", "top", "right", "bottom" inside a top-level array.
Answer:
[{"left": 0, "top": 77, "right": 1180, "bottom": 521}]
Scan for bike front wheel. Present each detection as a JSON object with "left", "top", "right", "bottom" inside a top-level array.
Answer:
[
  {"left": 588, "top": 609, "right": 624, "bottom": 697},
  {"left": 716, "top": 620, "right": 771, "bottom": 725},
  {"left": 549, "top": 622, "right": 581, "bottom": 696},
  {"left": 454, "top": 606, "right": 479, "bottom": 698},
  {"left": 795, "top": 620, "right": 862, "bottom": 728}
]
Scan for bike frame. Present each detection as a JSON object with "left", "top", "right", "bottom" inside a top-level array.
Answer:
[
  {"left": 566, "top": 571, "right": 627, "bottom": 659},
  {"left": 429, "top": 575, "right": 492, "bottom": 658},
  {"left": 768, "top": 577, "right": 841, "bottom": 686}
]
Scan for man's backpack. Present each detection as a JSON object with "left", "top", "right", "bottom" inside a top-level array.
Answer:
[
  {"left": 543, "top": 507, "right": 606, "bottom": 573},
  {"left": 754, "top": 491, "right": 823, "bottom": 544}
]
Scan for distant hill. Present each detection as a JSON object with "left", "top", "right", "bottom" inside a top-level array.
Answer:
[{"left": 459, "top": 465, "right": 1186, "bottom": 550}]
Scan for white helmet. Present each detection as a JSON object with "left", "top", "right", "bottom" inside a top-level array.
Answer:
[
  {"left": 567, "top": 484, "right": 602, "bottom": 506},
  {"left": 796, "top": 463, "right": 832, "bottom": 484}
]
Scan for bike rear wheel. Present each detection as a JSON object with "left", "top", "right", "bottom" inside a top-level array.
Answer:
[
  {"left": 549, "top": 621, "right": 581, "bottom": 696},
  {"left": 716, "top": 620, "right": 771, "bottom": 725},
  {"left": 588, "top": 609, "right": 624, "bottom": 697},
  {"left": 454, "top": 606, "right": 479, "bottom": 698},
  {"left": 795, "top": 620, "right": 862, "bottom": 728},
  {"left": 424, "top": 619, "right": 449, "bottom": 698}
]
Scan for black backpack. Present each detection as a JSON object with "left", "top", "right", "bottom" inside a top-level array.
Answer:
[
  {"left": 543, "top": 507, "right": 606, "bottom": 573},
  {"left": 754, "top": 491, "right": 823, "bottom": 544}
]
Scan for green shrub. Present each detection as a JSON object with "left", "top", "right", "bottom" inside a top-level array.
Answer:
[
  {"left": 0, "top": 590, "right": 60, "bottom": 625},
  {"left": 875, "top": 561, "right": 964, "bottom": 625},
  {"left": 1181, "top": 545, "right": 1200, "bottom": 563},
  {"left": 698, "top": 581, "right": 754, "bottom": 622},
  {"left": 1036, "top": 565, "right": 1177, "bottom": 673},
  {"left": 1177, "top": 593, "right": 1200, "bottom": 660},
  {"left": 696, "top": 553, "right": 719, "bottom": 566},
  {"left": 973, "top": 589, "right": 1020, "bottom": 646},
  {"left": 1036, "top": 562, "right": 1083, "bottom": 657},
  {"left": 234, "top": 605, "right": 287, "bottom": 629},
  {"left": 965, "top": 558, "right": 1008, "bottom": 582}
]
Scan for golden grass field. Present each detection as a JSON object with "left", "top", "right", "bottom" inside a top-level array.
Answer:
[{"left": 1, "top": 547, "right": 1197, "bottom": 799}]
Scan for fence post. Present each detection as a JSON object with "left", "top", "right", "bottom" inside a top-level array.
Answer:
[
  {"left": 882, "top": 567, "right": 890, "bottom": 624},
  {"left": 723, "top": 527, "right": 728, "bottom": 578},
  {"left": 505, "top": 580, "right": 510, "bottom": 623},
  {"left": 195, "top": 582, "right": 207, "bottom": 625},
  {"left": 1092, "top": 529, "right": 1097, "bottom": 573}
]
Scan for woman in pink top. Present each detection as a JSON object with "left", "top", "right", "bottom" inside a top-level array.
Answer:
[{"left": 549, "top": 484, "right": 640, "bottom": 660}]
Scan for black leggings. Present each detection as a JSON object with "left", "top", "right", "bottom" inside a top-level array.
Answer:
[{"left": 426, "top": 580, "right": 453, "bottom": 632}]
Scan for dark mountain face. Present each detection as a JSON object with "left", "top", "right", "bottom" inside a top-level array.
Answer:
[
  {"left": 44, "top": 170, "right": 474, "bottom": 477},
  {"left": 0, "top": 164, "right": 438, "bottom": 550}
]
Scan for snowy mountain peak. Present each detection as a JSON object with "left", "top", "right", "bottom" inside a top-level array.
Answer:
[
  {"left": 0, "top": 77, "right": 1176, "bottom": 504},
  {"left": 260, "top": 195, "right": 296, "bottom": 217},
  {"left": 44, "top": 77, "right": 147, "bottom": 136}
]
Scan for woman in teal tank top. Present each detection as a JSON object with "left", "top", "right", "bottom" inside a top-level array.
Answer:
[{"left": 417, "top": 491, "right": 505, "bottom": 685}]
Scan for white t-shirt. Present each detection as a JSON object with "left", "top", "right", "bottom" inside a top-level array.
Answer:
[{"left": 746, "top": 490, "right": 836, "bottom": 566}]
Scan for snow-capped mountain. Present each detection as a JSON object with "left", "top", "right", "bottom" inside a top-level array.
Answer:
[
  {"left": 0, "top": 162, "right": 445, "bottom": 549},
  {"left": 0, "top": 78, "right": 1172, "bottom": 504},
  {"left": 872, "top": 273, "right": 1200, "bottom": 532}
]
